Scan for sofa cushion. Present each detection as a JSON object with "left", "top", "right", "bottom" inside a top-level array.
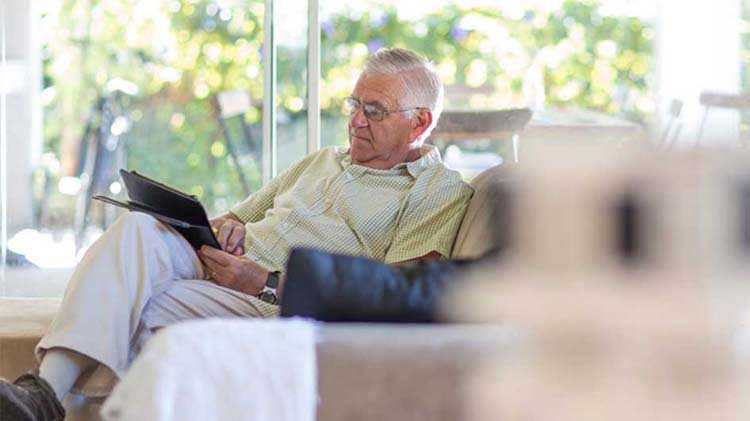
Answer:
[
  {"left": 1, "top": 298, "right": 510, "bottom": 421},
  {"left": 0, "top": 298, "right": 60, "bottom": 381},
  {"left": 317, "top": 323, "right": 509, "bottom": 421},
  {"left": 451, "top": 165, "right": 508, "bottom": 259}
]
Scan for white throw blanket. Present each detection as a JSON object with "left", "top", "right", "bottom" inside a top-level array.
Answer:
[{"left": 100, "top": 318, "right": 318, "bottom": 421}]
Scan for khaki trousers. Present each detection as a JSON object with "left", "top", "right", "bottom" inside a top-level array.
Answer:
[{"left": 35, "top": 212, "right": 279, "bottom": 396}]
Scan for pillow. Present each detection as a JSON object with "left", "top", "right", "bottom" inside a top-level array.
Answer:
[
  {"left": 451, "top": 164, "right": 512, "bottom": 259},
  {"left": 280, "top": 248, "right": 470, "bottom": 323}
]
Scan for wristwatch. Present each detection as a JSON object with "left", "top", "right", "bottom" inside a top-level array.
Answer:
[
  {"left": 266, "top": 271, "right": 281, "bottom": 289},
  {"left": 257, "top": 271, "right": 281, "bottom": 305}
]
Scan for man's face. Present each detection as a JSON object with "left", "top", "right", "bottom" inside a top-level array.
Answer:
[{"left": 347, "top": 72, "right": 418, "bottom": 169}]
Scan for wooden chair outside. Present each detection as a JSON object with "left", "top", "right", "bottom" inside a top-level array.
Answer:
[
  {"left": 696, "top": 91, "right": 750, "bottom": 145},
  {"left": 212, "top": 89, "right": 260, "bottom": 197},
  {"left": 428, "top": 108, "right": 533, "bottom": 163},
  {"left": 660, "top": 99, "right": 684, "bottom": 149}
]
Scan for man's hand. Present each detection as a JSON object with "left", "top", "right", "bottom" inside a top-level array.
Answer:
[
  {"left": 198, "top": 246, "right": 268, "bottom": 296},
  {"left": 394, "top": 251, "right": 443, "bottom": 265},
  {"left": 210, "top": 213, "right": 246, "bottom": 256}
]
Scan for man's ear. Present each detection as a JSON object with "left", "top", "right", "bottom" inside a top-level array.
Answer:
[{"left": 408, "top": 109, "right": 433, "bottom": 143}]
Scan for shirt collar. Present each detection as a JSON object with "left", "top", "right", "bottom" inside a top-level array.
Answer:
[{"left": 339, "top": 144, "right": 442, "bottom": 179}]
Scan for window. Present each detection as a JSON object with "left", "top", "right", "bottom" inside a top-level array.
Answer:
[
  {"left": 275, "top": 0, "right": 310, "bottom": 172},
  {"left": 1, "top": 0, "right": 665, "bottom": 296},
  {"left": 320, "top": 0, "right": 655, "bottom": 173},
  {"left": 2, "top": 0, "right": 268, "bottom": 295}
]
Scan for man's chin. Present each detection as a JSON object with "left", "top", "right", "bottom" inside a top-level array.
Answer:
[
  {"left": 349, "top": 150, "right": 367, "bottom": 163},
  {"left": 349, "top": 142, "right": 372, "bottom": 163}
]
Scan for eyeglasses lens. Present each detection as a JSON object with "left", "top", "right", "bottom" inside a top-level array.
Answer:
[{"left": 344, "top": 98, "right": 386, "bottom": 121}]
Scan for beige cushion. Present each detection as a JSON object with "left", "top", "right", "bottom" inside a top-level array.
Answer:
[
  {"left": 0, "top": 298, "right": 60, "bottom": 381},
  {"left": 0, "top": 298, "right": 507, "bottom": 421},
  {"left": 451, "top": 165, "right": 509, "bottom": 259}
]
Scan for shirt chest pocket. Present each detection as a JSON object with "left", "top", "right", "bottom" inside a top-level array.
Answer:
[
  {"left": 281, "top": 176, "right": 332, "bottom": 211},
  {"left": 334, "top": 188, "right": 405, "bottom": 238}
]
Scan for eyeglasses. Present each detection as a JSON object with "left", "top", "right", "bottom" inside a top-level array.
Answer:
[{"left": 343, "top": 97, "right": 422, "bottom": 122}]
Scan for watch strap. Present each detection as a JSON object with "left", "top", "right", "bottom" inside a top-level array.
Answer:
[{"left": 266, "top": 271, "right": 281, "bottom": 289}]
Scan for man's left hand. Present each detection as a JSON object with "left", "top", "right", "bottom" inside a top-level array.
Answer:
[{"left": 198, "top": 246, "right": 268, "bottom": 296}]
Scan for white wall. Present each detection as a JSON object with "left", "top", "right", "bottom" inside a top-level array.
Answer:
[
  {"left": 656, "top": 0, "right": 741, "bottom": 146},
  {"left": 1, "top": 0, "right": 41, "bottom": 232}
]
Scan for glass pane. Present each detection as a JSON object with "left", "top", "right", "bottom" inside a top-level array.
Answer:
[
  {"left": 275, "top": 0, "right": 308, "bottom": 172},
  {"left": 2, "top": 0, "right": 62, "bottom": 296},
  {"left": 4, "top": 0, "right": 265, "bottom": 297},
  {"left": 742, "top": 0, "right": 750, "bottom": 145},
  {"left": 0, "top": 0, "right": 6, "bottom": 296},
  {"left": 320, "top": 1, "right": 655, "bottom": 177}
]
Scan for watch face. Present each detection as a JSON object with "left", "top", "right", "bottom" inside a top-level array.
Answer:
[
  {"left": 266, "top": 271, "right": 280, "bottom": 289},
  {"left": 258, "top": 290, "right": 278, "bottom": 305}
]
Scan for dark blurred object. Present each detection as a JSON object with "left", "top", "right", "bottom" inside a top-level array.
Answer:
[
  {"left": 281, "top": 248, "right": 478, "bottom": 323},
  {"left": 3, "top": 249, "right": 36, "bottom": 268},
  {"left": 74, "top": 79, "right": 138, "bottom": 245}
]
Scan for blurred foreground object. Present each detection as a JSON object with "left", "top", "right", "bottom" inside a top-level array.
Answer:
[{"left": 445, "top": 142, "right": 750, "bottom": 420}]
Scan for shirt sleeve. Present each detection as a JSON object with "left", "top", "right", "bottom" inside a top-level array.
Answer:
[
  {"left": 230, "top": 150, "right": 324, "bottom": 223},
  {"left": 384, "top": 181, "right": 473, "bottom": 264},
  {"left": 229, "top": 173, "right": 283, "bottom": 224}
]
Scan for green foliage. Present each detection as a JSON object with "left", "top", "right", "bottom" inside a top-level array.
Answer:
[
  {"left": 41, "top": 0, "right": 266, "bottom": 221},
  {"left": 320, "top": 0, "right": 654, "bottom": 119},
  {"left": 740, "top": 0, "right": 750, "bottom": 142},
  {"left": 38, "top": 0, "right": 654, "bottom": 226},
  {"left": 744, "top": 0, "right": 750, "bottom": 86}
]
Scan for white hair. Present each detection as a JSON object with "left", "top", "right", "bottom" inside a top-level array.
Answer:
[{"left": 363, "top": 48, "right": 444, "bottom": 143}]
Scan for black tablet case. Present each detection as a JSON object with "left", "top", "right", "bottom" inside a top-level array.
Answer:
[{"left": 93, "top": 169, "right": 221, "bottom": 250}]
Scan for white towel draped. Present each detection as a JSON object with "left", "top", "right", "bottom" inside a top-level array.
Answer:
[{"left": 101, "top": 318, "right": 318, "bottom": 421}]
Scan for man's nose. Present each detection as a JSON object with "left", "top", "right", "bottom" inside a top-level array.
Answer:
[{"left": 349, "top": 106, "right": 369, "bottom": 128}]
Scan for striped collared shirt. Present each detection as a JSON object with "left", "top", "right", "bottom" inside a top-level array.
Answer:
[{"left": 231, "top": 145, "right": 473, "bottom": 272}]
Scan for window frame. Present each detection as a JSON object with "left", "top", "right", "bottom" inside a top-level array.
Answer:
[{"left": 263, "top": 0, "right": 321, "bottom": 183}]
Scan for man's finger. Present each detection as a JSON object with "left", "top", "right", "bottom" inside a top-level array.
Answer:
[
  {"left": 226, "top": 227, "right": 245, "bottom": 255},
  {"left": 199, "top": 246, "right": 235, "bottom": 265},
  {"left": 199, "top": 256, "right": 217, "bottom": 274},
  {"left": 200, "top": 253, "right": 220, "bottom": 269},
  {"left": 217, "top": 223, "right": 234, "bottom": 250},
  {"left": 198, "top": 248, "right": 222, "bottom": 266},
  {"left": 199, "top": 255, "right": 230, "bottom": 282}
]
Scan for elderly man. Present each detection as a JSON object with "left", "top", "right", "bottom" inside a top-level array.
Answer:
[{"left": 0, "top": 47, "right": 472, "bottom": 420}]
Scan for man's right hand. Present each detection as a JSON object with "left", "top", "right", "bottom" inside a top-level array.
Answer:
[{"left": 210, "top": 213, "right": 246, "bottom": 256}]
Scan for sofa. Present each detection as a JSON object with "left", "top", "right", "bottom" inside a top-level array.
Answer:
[{"left": 0, "top": 164, "right": 508, "bottom": 421}]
